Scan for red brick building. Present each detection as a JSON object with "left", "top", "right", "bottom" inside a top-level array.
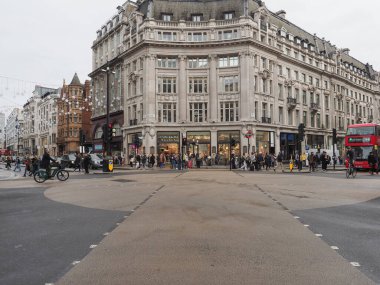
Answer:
[{"left": 57, "top": 73, "right": 92, "bottom": 155}]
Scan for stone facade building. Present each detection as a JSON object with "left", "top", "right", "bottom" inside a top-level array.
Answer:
[
  {"left": 0, "top": 112, "right": 5, "bottom": 148},
  {"left": 5, "top": 108, "right": 23, "bottom": 154},
  {"left": 57, "top": 74, "right": 92, "bottom": 155},
  {"left": 90, "top": 0, "right": 380, "bottom": 160},
  {"left": 22, "top": 86, "right": 59, "bottom": 156}
]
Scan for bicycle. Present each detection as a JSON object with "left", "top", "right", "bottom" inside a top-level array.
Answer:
[
  {"left": 34, "top": 164, "right": 69, "bottom": 183},
  {"left": 346, "top": 161, "right": 357, "bottom": 179}
]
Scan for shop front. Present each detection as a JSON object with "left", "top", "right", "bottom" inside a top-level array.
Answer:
[
  {"left": 157, "top": 131, "right": 180, "bottom": 156},
  {"left": 187, "top": 131, "right": 211, "bottom": 157},
  {"left": 307, "top": 134, "right": 325, "bottom": 150},
  {"left": 128, "top": 133, "right": 143, "bottom": 156},
  {"left": 256, "top": 130, "right": 275, "bottom": 155},
  {"left": 280, "top": 132, "right": 298, "bottom": 160},
  {"left": 217, "top": 131, "right": 240, "bottom": 164}
]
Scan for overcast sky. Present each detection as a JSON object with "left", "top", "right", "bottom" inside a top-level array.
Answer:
[{"left": 0, "top": 0, "right": 379, "bottom": 116}]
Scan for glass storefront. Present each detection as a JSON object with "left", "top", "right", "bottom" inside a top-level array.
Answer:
[
  {"left": 187, "top": 131, "right": 211, "bottom": 158},
  {"left": 307, "top": 134, "right": 325, "bottom": 149},
  {"left": 217, "top": 131, "right": 240, "bottom": 164},
  {"left": 127, "top": 133, "right": 142, "bottom": 156},
  {"left": 256, "top": 131, "right": 275, "bottom": 155},
  {"left": 280, "top": 133, "right": 297, "bottom": 159},
  {"left": 157, "top": 132, "right": 180, "bottom": 155}
]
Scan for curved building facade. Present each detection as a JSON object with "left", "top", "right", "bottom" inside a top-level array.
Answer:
[{"left": 90, "top": 0, "right": 380, "bottom": 160}]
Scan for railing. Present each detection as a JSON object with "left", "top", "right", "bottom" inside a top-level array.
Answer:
[
  {"left": 129, "top": 119, "right": 138, "bottom": 126},
  {"left": 287, "top": 97, "right": 297, "bottom": 108},
  {"left": 261, "top": 117, "right": 271, "bottom": 124},
  {"left": 310, "top": 103, "right": 319, "bottom": 111}
]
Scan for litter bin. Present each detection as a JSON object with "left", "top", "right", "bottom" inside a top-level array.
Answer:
[{"left": 102, "top": 158, "right": 114, "bottom": 173}]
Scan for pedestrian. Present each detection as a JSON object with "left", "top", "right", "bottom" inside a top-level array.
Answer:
[
  {"left": 73, "top": 152, "right": 82, "bottom": 172},
  {"left": 23, "top": 156, "right": 31, "bottom": 177},
  {"left": 308, "top": 152, "right": 316, "bottom": 172},
  {"left": 368, "top": 151, "right": 377, "bottom": 175},
  {"left": 83, "top": 153, "right": 91, "bottom": 174},
  {"left": 276, "top": 152, "right": 284, "bottom": 172},
  {"left": 149, "top": 154, "right": 156, "bottom": 168},
  {"left": 159, "top": 152, "right": 166, "bottom": 168},
  {"left": 5, "top": 156, "right": 12, "bottom": 170},
  {"left": 142, "top": 153, "right": 147, "bottom": 169},
  {"left": 320, "top": 151, "right": 328, "bottom": 171},
  {"left": 13, "top": 157, "right": 21, "bottom": 172}
]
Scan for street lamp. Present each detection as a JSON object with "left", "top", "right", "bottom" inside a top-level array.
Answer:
[{"left": 100, "top": 65, "right": 115, "bottom": 157}]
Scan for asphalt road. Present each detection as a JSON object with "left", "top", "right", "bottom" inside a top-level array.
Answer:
[
  {"left": 0, "top": 186, "right": 126, "bottom": 285},
  {"left": 294, "top": 197, "right": 380, "bottom": 283}
]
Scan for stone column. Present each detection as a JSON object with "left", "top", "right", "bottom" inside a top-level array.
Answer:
[
  {"left": 240, "top": 52, "right": 250, "bottom": 121},
  {"left": 178, "top": 55, "right": 187, "bottom": 122},
  {"left": 145, "top": 54, "right": 156, "bottom": 124},
  {"left": 209, "top": 54, "right": 218, "bottom": 122}
]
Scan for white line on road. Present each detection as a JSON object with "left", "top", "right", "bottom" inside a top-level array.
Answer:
[
  {"left": 72, "top": 261, "right": 80, "bottom": 265},
  {"left": 103, "top": 232, "right": 109, "bottom": 236},
  {"left": 315, "top": 234, "right": 323, "bottom": 237},
  {"left": 331, "top": 246, "right": 339, "bottom": 250},
  {"left": 89, "top": 245, "right": 97, "bottom": 249},
  {"left": 294, "top": 216, "right": 300, "bottom": 219},
  {"left": 304, "top": 225, "right": 310, "bottom": 227},
  {"left": 350, "top": 262, "right": 361, "bottom": 267}
]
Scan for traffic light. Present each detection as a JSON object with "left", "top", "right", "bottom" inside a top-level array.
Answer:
[
  {"left": 298, "top": 123, "right": 305, "bottom": 142},
  {"left": 230, "top": 138, "right": 236, "bottom": 147},
  {"left": 332, "top": 128, "right": 337, "bottom": 144},
  {"left": 108, "top": 124, "right": 113, "bottom": 142},
  {"left": 182, "top": 137, "right": 187, "bottom": 146}
]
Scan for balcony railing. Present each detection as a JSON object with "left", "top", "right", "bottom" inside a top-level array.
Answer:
[
  {"left": 129, "top": 119, "right": 138, "bottom": 126},
  {"left": 310, "top": 103, "right": 319, "bottom": 112},
  {"left": 261, "top": 117, "right": 271, "bottom": 124},
  {"left": 287, "top": 97, "right": 297, "bottom": 109}
]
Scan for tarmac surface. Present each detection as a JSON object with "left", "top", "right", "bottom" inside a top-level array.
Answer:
[{"left": 0, "top": 167, "right": 379, "bottom": 285}]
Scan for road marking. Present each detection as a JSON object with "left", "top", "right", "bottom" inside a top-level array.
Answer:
[
  {"left": 315, "top": 234, "right": 323, "bottom": 237},
  {"left": 294, "top": 216, "right": 300, "bottom": 219},
  {"left": 116, "top": 223, "right": 120, "bottom": 225},
  {"left": 331, "top": 246, "right": 339, "bottom": 250},
  {"left": 103, "top": 232, "right": 109, "bottom": 236},
  {"left": 45, "top": 283, "right": 54, "bottom": 285},
  {"left": 72, "top": 261, "right": 80, "bottom": 265},
  {"left": 350, "top": 262, "right": 361, "bottom": 267},
  {"left": 89, "top": 244, "right": 97, "bottom": 249},
  {"left": 304, "top": 225, "right": 310, "bottom": 227}
]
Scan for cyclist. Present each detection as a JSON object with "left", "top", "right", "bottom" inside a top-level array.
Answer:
[{"left": 41, "top": 149, "right": 56, "bottom": 178}]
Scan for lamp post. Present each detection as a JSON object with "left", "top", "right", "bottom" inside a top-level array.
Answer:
[{"left": 101, "top": 65, "right": 115, "bottom": 157}]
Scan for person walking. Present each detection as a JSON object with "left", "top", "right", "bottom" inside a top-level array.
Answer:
[
  {"left": 83, "top": 153, "right": 91, "bottom": 174},
  {"left": 276, "top": 152, "right": 284, "bottom": 172},
  {"left": 13, "top": 157, "right": 21, "bottom": 172},
  {"left": 23, "top": 156, "right": 31, "bottom": 177},
  {"left": 368, "top": 151, "right": 377, "bottom": 175},
  {"left": 320, "top": 151, "right": 328, "bottom": 171},
  {"left": 73, "top": 152, "right": 82, "bottom": 172},
  {"left": 5, "top": 156, "right": 12, "bottom": 170},
  {"left": 308, "top": 152, "right": 316, "bottom": 172}
]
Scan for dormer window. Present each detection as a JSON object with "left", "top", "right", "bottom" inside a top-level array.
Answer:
[
  {"left": 191, "top": 14, "right": 203, "bottom": 22},
  {"left": 162, "top": 13, "right": 173, "bottom": 21},
  {"left": 224, "top": 11, "right": 234, "bottom": 20},
  {"left": 295, "top": 38, "right": 301, "bottom": 45}
]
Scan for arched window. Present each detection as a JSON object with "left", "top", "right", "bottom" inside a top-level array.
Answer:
[
  {"left": 113, "top": 123, "right": 122, "bottom": 136},
  {"left": 94, "top": 127, "right": 103, "bottom": 139}
]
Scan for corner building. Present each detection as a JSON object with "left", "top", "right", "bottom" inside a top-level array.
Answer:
[{"left": 91, "top": 0, "right": 380, "bottom": 160}]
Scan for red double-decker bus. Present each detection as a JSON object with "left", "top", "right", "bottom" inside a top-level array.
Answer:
[{"left": 345, "top": 123, "right": 380, "bottom": 169}]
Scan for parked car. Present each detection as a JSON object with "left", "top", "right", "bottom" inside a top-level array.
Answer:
[
  {"left": 90, "top": 154, "right": 103, "bottom": 169},
  {"left": 61, "top": 154, "right": 76, "bottom": 168}
]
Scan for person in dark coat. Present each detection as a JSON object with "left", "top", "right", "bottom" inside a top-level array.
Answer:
[
  {"left": 73, "top": 152, "right": 82, "bottom": 172},
  {"left": 41, "top": 149, "right": 55, "bottom": 177},
  {"left": 83, "top": 154, "right": 91, "bottom": 174}
]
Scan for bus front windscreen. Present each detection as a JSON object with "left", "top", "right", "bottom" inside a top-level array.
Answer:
[
  {"left": 347, "top": 127, "right": 375, "bottom": 136},
  {"left": 352, "top": 146, "right": 373, "bottom": 161}
]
